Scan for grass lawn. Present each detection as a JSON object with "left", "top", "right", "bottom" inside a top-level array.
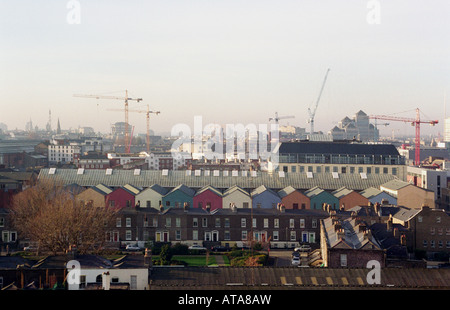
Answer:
[{"left": 173, "top": 255, "right": 217, "bottom": 266}]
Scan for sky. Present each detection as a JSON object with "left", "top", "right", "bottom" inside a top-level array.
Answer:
[{"left": 0, "top": 0, "right": 449, "bottom": 138}]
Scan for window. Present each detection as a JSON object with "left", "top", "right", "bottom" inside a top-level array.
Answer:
[
  {"left": 146, "top": 200, "right": 151, "bottom": 208},
  {"left": 224, "top": 231, "right": 230, "bottom": 241},
  {"left": 243, "top": 202, "right": 249, "bottom": 208},
  {"left": 290, "top": 231, "right": 296, "bottom": 241},
  {"left": 225, "top": 218, "right": 230, "bottom": 228},
  {"left": 176, "top": 230, "right": 181, "bottom": 240},
  {"left": 152, "top": 218, "right": 158, "bottom": 227},
  {"left": 193, "top": 218, "right": 198, "bottom": 227},
  {"left": 202, "top": 218, "right": 207, "bottom": 227},
  {"left": 126, "top": 230, "right": 132, "bottom": 240},
  {"left": 430, "top": 227, "right": 435, "bottom": 235},
  {"left": 274, "top": 218, "right": 279, "bottom": 228},
  {"left": 166, "top": 218, "right": 171, "bottom": 227},
  {"left": 252, "top": 218, "right": 257, "bottom": 228},
  {"left": 340, "top": 254, "right": 347, "bottom": 267},
  {"left": 215, "top": 218, "right": 221, "bottom": 228},
  {"left": 436, "top": 216, "right": 441, "bottom": 223},
  {"left": 418, "top": 216, "right": 423, "bottom": 223},
  {"left": 312, "top": 219, "right": 317, "bottom": 228},
  {"left": 241, "top": 218, "right": 246, "bottom": 227},
  {"left": 176, "top": 218, "right": 181, "bottom": 228},
  {"left": 256, "top": 203, "right": 261, "bottom": 208},
  {"left": 273, "top": 231, "right": 279, "bottom": 241},
  {"left": 300, "top": 219, "right": 305, "bottom": 228},
  {"left": 423, "top": 240, "right": 428, "bottom": 247},
  {"left": 289, "top": 219, "right": 295, "bottom": 228},
  {"left": 126, "top": 218, "right": 131, "bottom": 227},
  {"left": 430, "top": 240, "right": 435, "bottom": 248},
  {"left": 116, "top": 218, "right": 121, "bottom": 227},
  {"left": 193, "top": 230, "right": 198, "bottom": 240},
  {"left": 264, "top": 218, "right": 269, "bottom": 228},
  {"left": 242, "top": 231, "right": 248, "bottom": 240}
]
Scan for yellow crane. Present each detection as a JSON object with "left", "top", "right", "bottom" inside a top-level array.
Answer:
[
  {"left": 107, "top": 104, "right": 160, "bottom": 153},
  {"left": 73, "top": 90, "right": 142, "bottom": 150}
]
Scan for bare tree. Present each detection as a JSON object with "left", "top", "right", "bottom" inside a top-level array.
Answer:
[{"left": 11, "top": 180, "right": 117, "bottom": 254}]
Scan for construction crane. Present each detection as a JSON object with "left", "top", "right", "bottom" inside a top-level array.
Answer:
[
  {"left": 269, "top": 112, "right": 295, "bottom": 125},
  {"left": 307, "top": 68, "right": 330, "bottom": 134},
  {"left": 369, "top": 108, "right": 438, "bottom": 166},
  {"left": 108, "top": 104, "right": 160, "bottom": 153},
  {"left": 74, "top": 90, "right": 142, "bottom": 150}
]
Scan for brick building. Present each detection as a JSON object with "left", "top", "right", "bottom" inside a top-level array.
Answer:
[{"left": 111, "top": 205, "right": 328, "bottom": 249}]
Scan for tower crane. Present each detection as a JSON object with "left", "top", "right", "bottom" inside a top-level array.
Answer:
[
  {"left": 369, "top": 108, "right": 438, "bottom": 166},
  {"left": 74, "top": 90, "right": 142, "bottom": 150},
  {"left": 269, "top": 112, "right": 295, "bottom": 125},
  {"left": 307, "top": 68, "right": 330, "bottom": 134},
  {"left": 108, "top": 104, "right": 160, "bottom": 153}
]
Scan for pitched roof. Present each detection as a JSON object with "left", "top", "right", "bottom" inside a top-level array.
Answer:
[
  {"left": 38, "top": 168, "right": 396, "bottom": 191},
  {"left": 360, "top": 187, "right": 382, "bottom": 198},
  {"left": 166, "top": 184, "right": 196, "bottom": 197},
  {"left": 278, "top": 186, "right": 298, "bottom": 198},
  {"left": 332, "top": 187, "right": 354, "bottom": 199},
  {"left": 194, "top": 185, "right": 223, "bottom": 197},
  {"left": 222, "top": 185, "right": 250, "bottom": 197}
]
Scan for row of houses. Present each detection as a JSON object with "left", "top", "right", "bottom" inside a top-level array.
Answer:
[{"left": 75, "top": 182, "right": 398, "bottom": 213}]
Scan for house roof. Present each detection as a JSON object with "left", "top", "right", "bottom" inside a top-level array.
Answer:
[
  {"left": 392, "top": 208, "right": 421, "bottom": 222},
  {"left": 380, "top": 179, "right": 411, "bottom": 191},
  {"left": 194, "top": 185, "right": 223, "bottom": 197},
  {"left": 332, "top": 187, "right": 354, "bottom": 199},
  {"left": 148, "top": 184, "right": 169, "bottom": 196},
  {"left": 251, "top": 185, "right": 278, "bottom": 197},
  {"left": 277, "top": 186, "right": 298, "bottom": 198},
  {"left": 279, "top": 141, "right": 400, "bottom": 156},
  {"left": 360, "top": 187, "right": 382, "bottom": 198},
  {"left": 165, "top": 184, "right": 196, "bottom": 197},
  {"left": 222, "top": 185, "right": 250, "bottom": 197},
  {"left": 148, "top": 266, "right": 450, "bottom": 289},
  {"left": 38, "top": 168, "right": 397, "bottom": 191}
]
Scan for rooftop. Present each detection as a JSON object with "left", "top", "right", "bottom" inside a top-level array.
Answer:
[{"left": 38, "top": 168, "right": 397, "bottom": 191}]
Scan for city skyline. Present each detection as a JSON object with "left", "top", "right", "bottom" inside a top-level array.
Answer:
[{"left": 1, "top": 1, "right": 449, "bottom": 137}]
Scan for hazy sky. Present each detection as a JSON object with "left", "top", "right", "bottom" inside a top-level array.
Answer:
[{"left": 1, "top": 1, "right": 449, "bottom": 137}]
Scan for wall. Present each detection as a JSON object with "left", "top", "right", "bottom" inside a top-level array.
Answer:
[{"left": 281, "top": 190, "right": 310, "bottom": 210}]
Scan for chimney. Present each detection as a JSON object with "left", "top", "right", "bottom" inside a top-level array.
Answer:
[
  {"left": 337, "top": 228, "right": 345, "bottom": 240},
  {"left": 102, "top": 271, "right": 110, "bottom": 290},
  {"left": 231, "top": 203, "right": 237, "bottom": 213},
  {"left": 400, "top": 234, "right": 407, "bottom": 246},
  {"left": 279, "top": 204, "right": 286, "bottom": 213},
  {"left": 363, "top": 230, "right": 372, "bottom": 241},
  {"left": 374, "top": 202, "right": 380, "bottom": 214},
  {"left": 183, "top": 202, "right": 189, "bottom": 212},
  {"left": 387, "top": 214, "right": 393, "bottom": 232},
  {"left": 393, "top": 227, "right": 399, "bottom": 239},
  {"left": 358, "top": 222, "right": 367, "bottom": 233},
  {"left": 159, "top": 204, "right": 164, "bottom": 213}
]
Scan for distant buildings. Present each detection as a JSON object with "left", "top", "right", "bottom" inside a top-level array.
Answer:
[
  {"left": 328, "top": 110, "right": 378, "bottom": 142},
  {"left": 278, "top": 140, "right": 406, "bottom": 180}
]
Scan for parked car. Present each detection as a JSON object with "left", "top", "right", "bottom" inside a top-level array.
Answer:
[
  {"left": 212, "top": 245, "right": 230, "bottom": 252},
  {"left": 23, "top": 245, "right": 38, "bottom": 252},
  {"left": 188, "top": 245, "right": 207, "bottom": 251},
  {"left": 294, "top": 245, "right": 311, "bottom": 252},
  {"left": 291, "top": 251, "right": 300, "bottom": 258},
  {"left": 291, "top": 256, "right": 300, "bottom": 265},
  {"left": 125, "top": 244, "right": 142, "bottom": 251}
]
